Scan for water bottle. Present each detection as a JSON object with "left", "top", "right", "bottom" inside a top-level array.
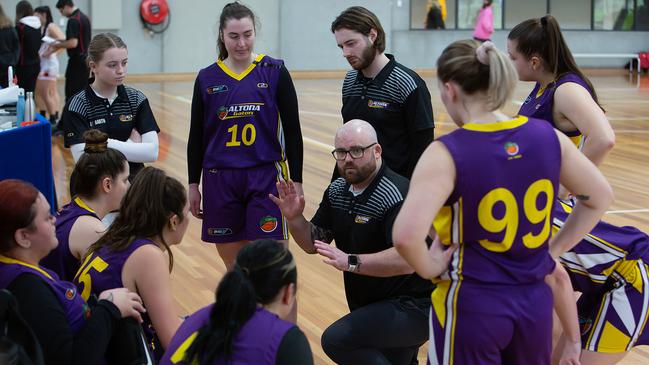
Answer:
[
  {"left": 16, "top": 88, "right": 25, "bottom": 125},
  {"left": 24, "top": 91, "right": 36, "bottom": 122}
]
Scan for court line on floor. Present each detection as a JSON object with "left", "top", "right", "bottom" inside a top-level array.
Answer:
[{"left": 606, "top": 208, "right": 649, "bottom": 215}]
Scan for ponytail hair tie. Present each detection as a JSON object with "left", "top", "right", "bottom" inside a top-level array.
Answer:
[
  {"left": 476, "top": 41, "right": 495, "bottom": 65},
  {"left": 540, "top": 16, "right": 548, "bottom": 27}
]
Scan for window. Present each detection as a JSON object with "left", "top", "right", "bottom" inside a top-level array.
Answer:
[
  {"left": 550, "top": 0, "right": 591, "bottom": 29},
  {"left": 636, "top": 0, "right": 649, "bottom": 30},
  {"left": 504, "top": 0, "right": 546, "bottom": 29},
  {"left": 457, "top": 0, "right": 502, "bottom": 30},
  {"left": 594, "top": 0, "right": 635, "bottom": 30},
  {"left": 411, "top": 0, "right": 456, "bottom": 30}
]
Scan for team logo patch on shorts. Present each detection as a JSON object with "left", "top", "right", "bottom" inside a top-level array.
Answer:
[
  {"left": 207, "top": 85, "right": 228, "bottom": 94},
  {"left": 354, "top": 215, "right": 370, "bottom": 224},
  {"left": 579, "top": 316, "right": 593, "bottom": 336},
  {"left": 119, "top": 114, "right": 134, "bottom": 122},
  {"left": 65, "top": 287, "right": 76, "bottom": 300},
  {"left": 259, "top": 216, "right": 278, "bottom": 233},
  {"left": 208, "top": 228, "right": 233, "bottom": 236},
  {"left": 367, "top": 99, "right": 389, "bottom": 109}
]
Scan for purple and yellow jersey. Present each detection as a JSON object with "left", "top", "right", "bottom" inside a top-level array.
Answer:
[
  {"left": 160, "top": 305, "right": 294, "bottom": 365},
  {"left": 0, "top": 255, "right": 88, "bottom": 333},
  {"left": 197, "top": 54, "right": 286, "bottom": 169},
  {"left": 555, "top": 200, "right": 649, "bottom": 296},
  {"left": 41, "top": 197, "right": 99, "bottom": 281},
  {"left": 518, "top": 72, "right": 594, "bottom": 148},
  {"left": 433, "top": 116, "right": 559, "bottom": 286}
]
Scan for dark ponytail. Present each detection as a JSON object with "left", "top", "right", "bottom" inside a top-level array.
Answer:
[
  {"left": 217, "top": 2, "right": 257, "bottom": 61},
  {"left": 185, "top": 239, "right": 297, "bottom": 364},
  {"left": 508, "top": 15, "right": 602, "bottom": 110}
]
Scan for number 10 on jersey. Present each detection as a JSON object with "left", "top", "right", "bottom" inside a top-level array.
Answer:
[{"left": 226, "top": 123, "right": 257, "bottom": 146}]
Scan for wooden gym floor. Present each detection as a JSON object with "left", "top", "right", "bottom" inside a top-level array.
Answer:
[{"left": 51, "top": 70, "right": 649, "bottom": 364}]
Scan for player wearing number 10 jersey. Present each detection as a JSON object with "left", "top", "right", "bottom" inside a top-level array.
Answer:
[
  {"left": 187, "top": 3, "right": 303, "bottom": 270},
  {"left": 393, "top": 40, "right": 613, "bottom": 365}
]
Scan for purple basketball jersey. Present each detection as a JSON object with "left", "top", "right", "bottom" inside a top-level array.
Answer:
[
  {"left": 555, "top": 200, "right": 649, "bottom": 296},
  {"left": 41, "top": 197, "right": 99, "bottom": 281},
  {"left": 0, "top": 255, "right": 88, "bottom": 333},
  {"left": 196, "top": 54, "right": 286, "bottom": 170},
  {"left": 160, "top": 305, "right": 294, "bottom": 365},
  {"left": 518, "top": 72, "right": 594, "bottom": 142},
  {"left": 433, "top": 116, "right": 559, "bottom": 285}
]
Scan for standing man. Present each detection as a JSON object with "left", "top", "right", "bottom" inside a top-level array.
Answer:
[
  {"left": 332, "top": 6, "right": 434, "bottom": 178},
  {"left": 271, "top": 120, "right": 441, "bottom": 365},
  {"left": 50, "top": 0, "right": 90, "bottom": 101}
]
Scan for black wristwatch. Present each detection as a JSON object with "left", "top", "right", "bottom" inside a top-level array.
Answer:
[{"left": 347, "top": 254, "right": 359, "bottom": 272}]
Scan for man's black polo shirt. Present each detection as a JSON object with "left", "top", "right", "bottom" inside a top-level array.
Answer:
[
  {"left": 62, "top": 85, "right": 160, "bottom": 176},
  {"left": 65, "top": 9, "right": 91, "bottom": 58},
  {"left": 311, "top": 163, "right": 433, "bottom": 311},
  {"left": 341, "top": 54, "right": 434, "bottom": 178}
]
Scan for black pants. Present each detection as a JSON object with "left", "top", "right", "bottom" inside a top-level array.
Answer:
[
  {"left": 65, "top": 55, "right": 89, "bottom": 101},
  {"left": 15, "top": 63, "right": 39, "bottom": 92},
  {"left": 321, "top": 296, "right": 430, "bottom": 365}
]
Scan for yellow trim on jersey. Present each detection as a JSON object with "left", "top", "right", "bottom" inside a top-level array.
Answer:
[
  {"left": 0, "top": 255, "right": 54, "bottom": 280},
  {"left": 461, "top": 116, "right": 528, "bottom": 132},
  {"left": 597, "top": 322, "right": 631, "bottom": 353},
  {"left": 169, "top": 331, "right": 199, "bottom": 363},
  {"left": 536, "top": 84, "right": 548, "bottom": 98},
  {"left": 217, "top": 53, "right": 265, "bottom": 81},
  {"left": 432, "top": 280, "right": 451, "bottom": 328},
  {"left": 570, "top": 134, "right": 584, "bottom": 149},
  {"left": 448, "top": 245, "right": 465, "bottom": 365},
  {"left": 586, "top": 293, "right": 609, "bottom": 350},
  {"left": 433, "top": 206, "right": 453, "bottom": 245},
  {"left": 74, "top": 196, "right": 96, "bottom": 213},
  {"left": 276, "top": 111, "right": 286, "bottom": 160}
]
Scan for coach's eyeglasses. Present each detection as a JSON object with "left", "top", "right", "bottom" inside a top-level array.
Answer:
[{"left": 331, "top": 143, "right": 377, "bottom": 161}]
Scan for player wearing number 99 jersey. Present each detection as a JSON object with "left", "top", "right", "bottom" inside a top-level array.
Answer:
[
  {"left": 393, "top": 40, "right": 613, "bottom": 365},
  {"left": 187, "top": 3, "right": 303, "bottom": 270}
]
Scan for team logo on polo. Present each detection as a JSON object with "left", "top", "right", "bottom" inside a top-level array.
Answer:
[
  {"left": 354, "top": 215, "right": 370, "bottom": 224},
  {"left": 207, "top": 85, "right": 228, "bottom": 94},
  {"left": 90, "top": 118, "right": 106, "bottom": 127},
  {"left": 65, "top": 287, "right": 76, "bottom": 300},
  {"left": 259, "top": 216, "right": 278, "bottom": 233},
  {"left": 119, "top": 114, "right": 134, "bottom": 122},
  {"left": 367, "top": 100, "right": 389, "bottom": 109},
  {"left": 504, "top": 142, "right": 522, "bottom": 160},
  {"left": 218, "top": 103, "right": 263, "bottom": 120}
]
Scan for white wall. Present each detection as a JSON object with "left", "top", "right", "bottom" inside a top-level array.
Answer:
[{"left": 6, "top": 0, "right": 649, "bottom": 73}]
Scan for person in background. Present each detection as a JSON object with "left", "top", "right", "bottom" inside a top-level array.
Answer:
[
  {"left": 473, "top": 0, "right": 494, "bottom": 42},
  {"left": 14, "top": 0, "right": 41, "bottom": 93},
  {"left": 0, "top": 4, "right": 19, "bottom": 88},
  {"left": 34, "top": 5, "right": 64, "bottom": 126}
]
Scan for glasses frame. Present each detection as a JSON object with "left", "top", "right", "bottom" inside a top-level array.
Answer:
[{"left": 331, "top": 143, "right": 378, "bottom": 161}]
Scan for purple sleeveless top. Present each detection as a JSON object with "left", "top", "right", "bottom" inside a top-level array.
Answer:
[
  {"left": 433, "top": 116, "right": 559, "bottom": 285},
  {"left": 554, "top": 200, "right": 649, "bottom": 296},
  {"left": 41, "top": 197, "right": 99, "bottom": 281},
  {"left": 159, "top": 305, "right": 294, "bottom": 365},
  {"left": 74, "top": 238, "right": 159, "bottom": 354},
  {"left": 518, "top": 72, "right": 594, "bottom": 139},
  {"left": 0, "top": 255, "right": 88, "bottom": 333},
  {"left": 196, "top": 54, "right": 286, "bottom": 169}
]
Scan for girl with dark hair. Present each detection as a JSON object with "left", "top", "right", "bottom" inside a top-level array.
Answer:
[
  {"left": 40, "top": 129, "right": 129, "bottom": 281},
  {"left": 61, "top": 32, "right": 160, "bottom": 180},
  {"left": 508, "top": 15, "right": 615, "bottom": 170},
  {"left": 187, "top": 2, "right": 303, "bottom": 270},
  {"left": 14, "top": 0, "right": 41, "bottom": 92},
  {"left": 74, "top": 166, "right": 189, "bottom": 359},
  {"left": 0, "top": 3, "right": 19, "bottom": 88},
  {"left": 160, "top": 239, "right": 313, "bottom": 365},
  {"left": 34, "top": 5, "right": 64, "bottom": 126},
  {"left": 393, "top": 40, "right": 613, "bottom": 365},
  {"left": 0, "top": 179, "right": 145, "bottom": 365}
]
